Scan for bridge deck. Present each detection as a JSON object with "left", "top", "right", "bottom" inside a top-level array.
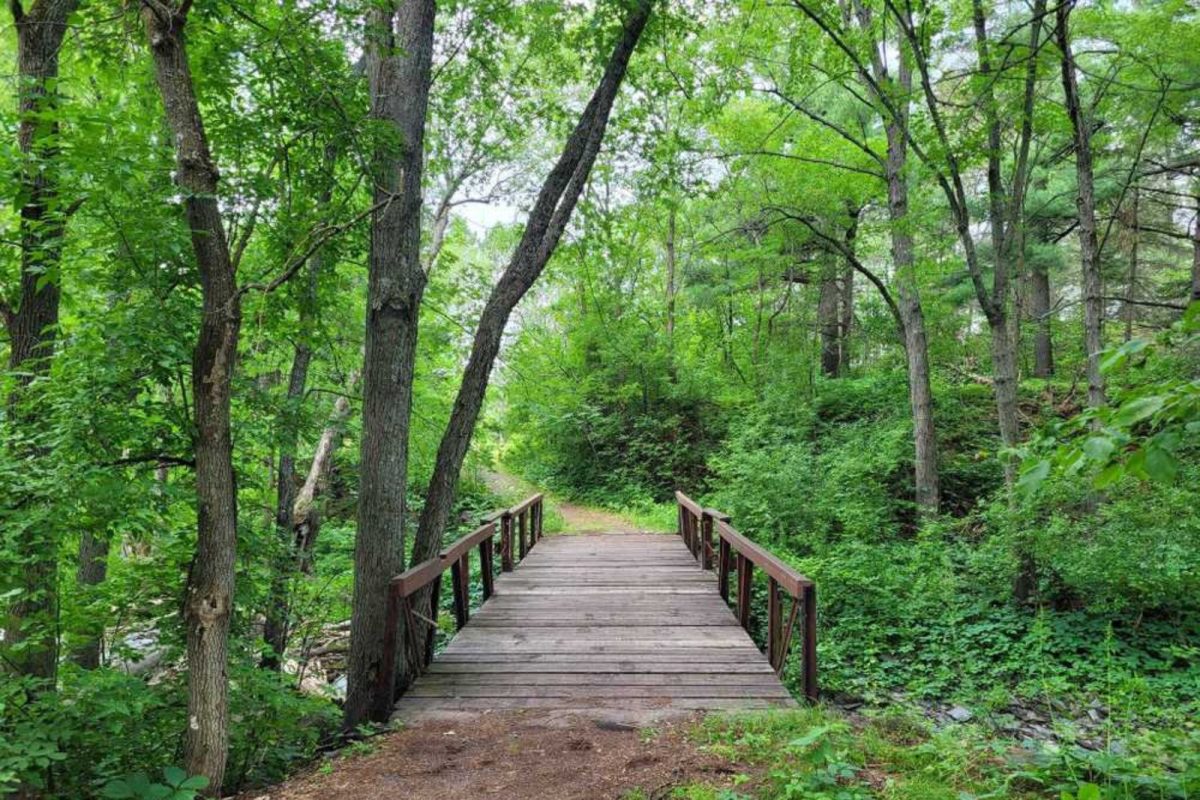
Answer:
[{"left": 393, "top": 532, "right": 796, "bottom": 719}]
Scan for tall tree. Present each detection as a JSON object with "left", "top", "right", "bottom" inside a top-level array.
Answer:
[
  {"left": 343, "top": 0, "right": 436, "bottom": 729},
  {"left": 1, "top": 0, "right": 81, "bottom": 687},
  {"left": 406, "top": 0, "right": 655, "bottom": 665},
  {"left": 1055, "top": 0, "right": 1105, "bottom": 410},
  {"left": 140, "top": 1, "right": 242, "bottom": 790}
]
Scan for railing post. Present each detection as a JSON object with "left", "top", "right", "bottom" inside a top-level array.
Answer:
[
  {"left": 479, "top": 537, "right": 495, "bottom": 600},
  {"left": 518, "top": 510, "right": 528, "bottom": 560},
  {"left": 717, "top": 537, "right": 731, "bottom": 602},
  {"left": 424, "top": 574, "right": 441, "bottom": 666},
  {"left": 700, "top": 511, "right": 713, "bottom": 570},
  {"left": 767, "top": 577, "right": 781, "bottom": 671},
  {"left": 451, "top": 555, "right": 469, "bottom": 630},
  {"left": 500, "top": 511, "right": 514, "bottom": 572},
  {"left": 378, "top": 582, "right": 401, "bottom": 705},
  {"left": 736, "top": 553, "right": 752, "bottom": 630},
  {"left": 803, "top": 583, "right": 819, "bottom": 703}
]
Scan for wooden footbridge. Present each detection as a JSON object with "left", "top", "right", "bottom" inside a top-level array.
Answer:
[{"left": 386, "top": 492, "right": 817, "bottom": 718}]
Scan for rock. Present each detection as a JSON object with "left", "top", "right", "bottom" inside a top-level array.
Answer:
[{"left": 947, "top": 705, "right": 973, "bottom": 723}]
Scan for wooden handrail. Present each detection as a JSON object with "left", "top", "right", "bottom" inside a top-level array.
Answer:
[
  {"left": 675, "top": 491, "right": 818, "bottom": 703},
  {"left": 378, "top": 493, "right": 546, "bottom": 705}
]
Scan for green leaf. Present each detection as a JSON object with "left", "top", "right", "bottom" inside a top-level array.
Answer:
[
  {"left": 787, "top": 725, "right": 831, "bottom": 749},
  {"left": 1112, "top": 396, "right": 1164, "bottom": 427},
  {"left": 1143, "top": 446, "right": 1178, "bottom": 483},
  {"left": 1081, "top": 436, "right": 1114, "bottom": 462},
  {"left": 1093, "top": 462, "right": 1124, "bottom": 489},
  {"left": 1016, "top": 459, "right": 1050, "bottom": 497},
  {"left": 161, "top": 766, "right": 187, "bottom": 787},
  {"left": 1076, "top": 783, "right": 1101, "bottom": 800}
]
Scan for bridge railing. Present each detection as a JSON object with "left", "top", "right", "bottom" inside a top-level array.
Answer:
[
  {"left": 379, "top": 493, "right": 545, "bottom": 698},
  {"left": 675, "top": 490, "right": 818, "bottom": 703}
]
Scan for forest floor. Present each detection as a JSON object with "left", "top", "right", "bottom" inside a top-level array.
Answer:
[
  {"left": 238, "top": 711, "right": 751, "bottom": 800},
  {"left": 482, "top": 468, "right": 648, "bottom": 533}
]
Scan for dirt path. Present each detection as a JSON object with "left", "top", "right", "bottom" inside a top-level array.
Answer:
[
  {"left": 483, "top": 469, "right": 644, "bottom": 534},
  {"left": 239, "top": 712, "right": 752, "bottom": 800}
]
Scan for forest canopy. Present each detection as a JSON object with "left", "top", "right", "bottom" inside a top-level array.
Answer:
[{"left": 1, "top": 0, "right": 1198, "bottom": 798}]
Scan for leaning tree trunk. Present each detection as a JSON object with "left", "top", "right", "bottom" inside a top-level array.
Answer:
[
  {"left": 344, "top": 0, "right": 436, "bottom": 729},
  {"left": 262, "top": 145, "right": 338, "bottom": 671},
  {"left": 2, "top": 0, "right": 81, "bottom": 687},
  {"left": 141, "top": 3, "right": 241, "bottom": 792},
  {"left": 1057, "top": 2, "right": 1105, "bottom": 409},
  {"left": 406, "top": 0, "right": 655, "bottom": 681}
]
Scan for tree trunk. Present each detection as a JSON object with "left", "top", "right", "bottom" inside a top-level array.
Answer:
[
  {"left": 141, "top": 4, "right": 241, "bottom": 792},
  {"left": 666, "top": 203, "right": 677, "bottom": 338},
  {"left": 71, "top": 530, "right": 109, "bottom": 669},
  {"left": 838, "top": 207, "right": 858, "bottom": 375},
  {"left": 1123, "top": 187, "right": 1139, "bottom": 342},
  {"left": 874, "top": 36, "right": 939, "bottom": 515},
  {"left": 1056, "top": 2, "right": 1106, "bottom": 409},
  {"left": 344, "top": 0, "right": 436, "bottom": 730},
  {"left": 406, "top": 0, "right": 655, "bottom": 679},
  {"left": 817, "top": 261, "right": 840, "bottom": 377},
  {"left": 1029, "top": 263, "right": 1055, "bottom": 377},
  {"left": 1192, "top": 192, "right": 1199, "bottom": 303},
  {"left": 2, "top": 0, "right": 81, "bottom": 688},
  {"left": 262, "top": 145, "right": 337, "bottom": 670}
]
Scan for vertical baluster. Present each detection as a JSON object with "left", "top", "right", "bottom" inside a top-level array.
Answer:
[
  {"left": 717, "top": 537, "right": 731, "bottom": 602},
  {"left": 767, "top": 577, "right": 781, "bottom": 671},
  {"left": 479, "top": 536, "right": 495, "bottom": 600},
  {"left": 451, "top": 555, "right": 469, "bottom": 629},
  {"left": 736, "top": 553, "right": 752, "bottom": 630},
  {"left": 803, "top": 583, "right": 819, "bottom": 702},
  {"left": 378, "top": 582, "right": 401, "bottom": 703},
  {"left": 425, "top": 574, "right": 441, "bottom": 666},
  {"left": 700, "top": 512, "right": 713, "bottom": 570},
  {"left": 501, "top": 511, "right": 514, "bottom": 571},
  {"left": 518, "top": 510, "right": 528, "bottom": 560}
]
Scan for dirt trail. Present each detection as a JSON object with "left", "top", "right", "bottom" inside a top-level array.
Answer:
[
  {"left": 483, "top": 470, "right": 643, "bottom": 533},
  {"left": 239, "top": 712, "right": 752, "bottom": 800}
]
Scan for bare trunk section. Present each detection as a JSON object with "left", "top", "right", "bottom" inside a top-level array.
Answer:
[
  {"left": 1123, "top": 187, "right": 1139, "bottom": 342},
  {"left": 291, "top": 384, "right": 356, "bottom": 570},
  {"left": 141, "top": 4, "right": 241, "bottom": 792},
  {"left": 71, "top": 530, "right": 109, "bottom": 669},
  {"left": 838, "top": 207, "right": 858, "bottom": 375},
  {"left": 1056, "top": 2, "right": 1106, "bottom": 409},
  {"left": 666, "top": 203, "right": 677, "bottom": 338},
  {"left": 262, "top": 146, "right": 338, "bottom": 671},
  {"left": 344, "top": 0, "right": 436, "bottom": 729},
  {"left": 1029, "top": 264, "right": 1055, "bottom": 377},
  {"left": 1192, "top": 192, "right": 1199, "bottom": 303},
  {"left": 2, "top": 0, "right": 81, "bottom": 686},
  {"left": 406, "top": 0, "right": 655, "bottom": 680},
  {"left": 817, "top": 260, "right": 840, "bottom": 377}
]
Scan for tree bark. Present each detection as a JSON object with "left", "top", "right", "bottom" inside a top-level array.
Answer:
[
  {"left": 2, "top": 0, "right": 81, "bottom": 687},
  {"left": 1056, "top": 1, "right": 1106, "bottom": 409},
  {"left": 838, "top": 207, "right": 858, "bottom": 375},
  {"left": 71, "top": 529, "right": 109, "bottom": 669},
  {"left": 1123, "top": 187, "right": 1139, "bottom": 342},
  {"left": 141, "top": 3, "right": 241, "bottom": 792},
  {"left": 262, "top": 145, "right": 338, "bottom": 671},
  {"left": 406, "top": 0, "right": 655, "bottom": 676},
  {"left": 344, "top": 0, "right": 436, "bottom": 729},
  {"left": 1029, "top": 262, "right": 1055, "bottom": 377},
  {"left": 817, "top": 260, "right": 840, "bottom": 377},
  {"left": 666, "top": 203, "right": 677, "bottom": 338},
  {"left": 1191, "top": 192, "right": 1199, "bottom": 303}
]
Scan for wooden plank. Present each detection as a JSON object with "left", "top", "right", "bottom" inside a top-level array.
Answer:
[{"left": 394, "top": 531, "right": 799, "bottom": 717}]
